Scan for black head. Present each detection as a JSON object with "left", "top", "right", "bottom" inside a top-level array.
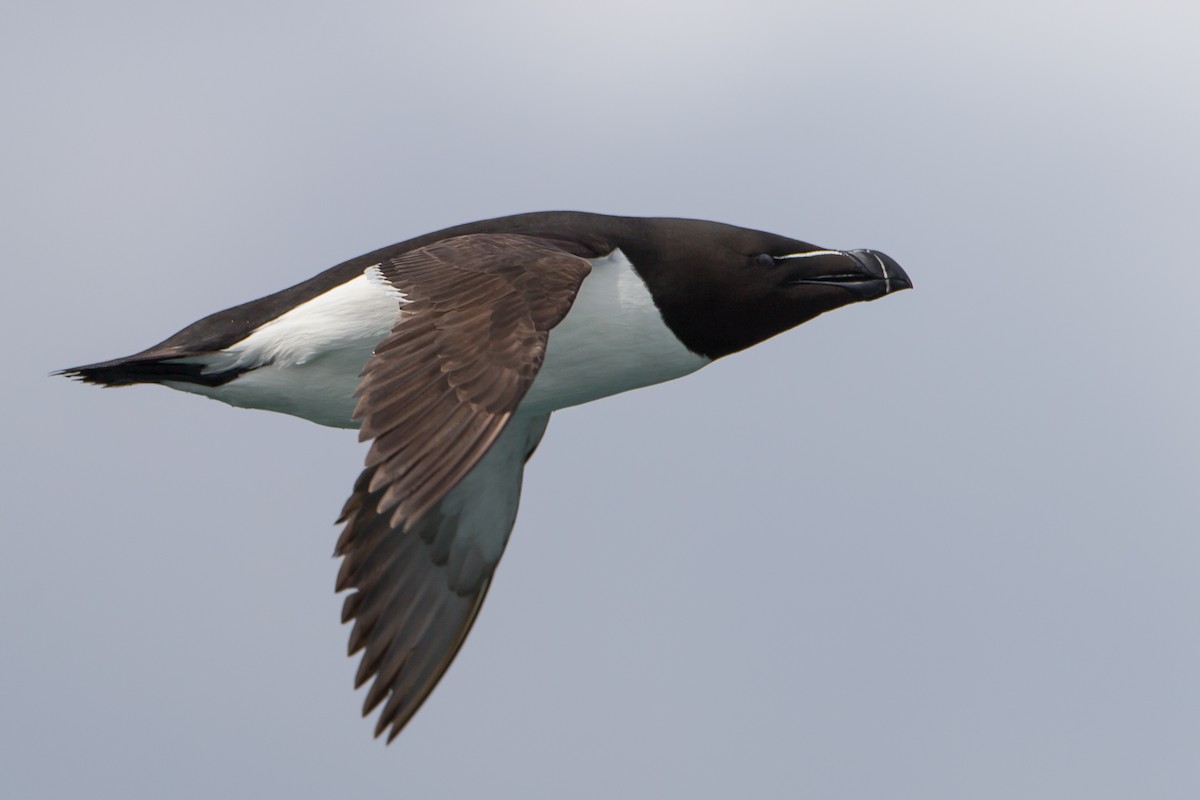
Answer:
[{"left": 608, "top": 217, "right": 912, "bottom": 359}]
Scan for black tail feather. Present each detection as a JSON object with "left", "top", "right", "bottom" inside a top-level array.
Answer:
[{"left": 56, "top": 354, "right": 246, "bottom": 388}]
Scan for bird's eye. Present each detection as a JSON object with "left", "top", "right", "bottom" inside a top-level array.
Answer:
[{"left": 754, "top": 253, "right": 776, "bottom": 267}]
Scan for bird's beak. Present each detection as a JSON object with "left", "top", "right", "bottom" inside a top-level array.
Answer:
[
  {"left": 844, "top": 249, "right": 912, "bottom": 300},
  {"left": 782, "top": 249, "right": 912, "bottom": 301}
]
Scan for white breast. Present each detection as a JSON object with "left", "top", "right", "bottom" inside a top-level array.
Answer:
[{"left": 519, "top": 248, "right": 710, "bottom": 415}]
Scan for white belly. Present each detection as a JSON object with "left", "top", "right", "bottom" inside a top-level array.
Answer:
[{"left": 172, "top": 249, "right": 709, "bottom": 427}]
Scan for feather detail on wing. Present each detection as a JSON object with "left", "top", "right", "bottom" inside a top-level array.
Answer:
[{"left": 334, "top": 415, "right": 549, "bottom": 740}]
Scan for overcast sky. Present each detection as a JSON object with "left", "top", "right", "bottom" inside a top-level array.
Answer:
[{"left": 4, "top": 2, "right": 1199, "bottom": 798}]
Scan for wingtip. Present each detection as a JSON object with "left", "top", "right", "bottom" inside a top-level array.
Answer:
[
  {"left": 373, "top": 717, "right": 394, "bottom": 741},
  {"left": 372, "top": 702, "right": 411, "bottom": 744},
  {"left": 340, "top": 592, "right": 361, "bottom": 623}
]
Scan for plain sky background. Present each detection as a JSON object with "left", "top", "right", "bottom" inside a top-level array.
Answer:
[{"left": 4, "top": 1, "right": 1198, "bottom": 798}]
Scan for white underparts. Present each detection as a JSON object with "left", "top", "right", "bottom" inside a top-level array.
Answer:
[
  {"left": 165, "top": 249, "right": 709, "bottom": 428},
  {"left": 205, "top": 270, "right": 403, "bottom": 371},
  {"left": 164, "top": 270, "right": 403, "bottom": 428},
  {"left": 519, "top": 248, "right": 709, "bottom": 414},
  {"left": 435, "top": 414, "right": 549, "bottom": 591}
]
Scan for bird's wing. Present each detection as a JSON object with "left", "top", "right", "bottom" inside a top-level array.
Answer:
[
  {"left": 336, "top": 413, "right": 549, "bottom": 740},
  {"left": 335, "top": 233, "right": 592, "bottom": 740}
]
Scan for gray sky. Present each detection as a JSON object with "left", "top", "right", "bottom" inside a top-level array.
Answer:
[{"left": 5, "top": 1, "right": 1199, "bottom": 798}]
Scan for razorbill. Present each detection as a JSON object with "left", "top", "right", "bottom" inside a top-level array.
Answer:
[{"left": 61, "top": 211, "right": 912, "bottom": 740}]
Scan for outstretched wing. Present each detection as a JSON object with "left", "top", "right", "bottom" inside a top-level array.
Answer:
[
  {"left": 336, "top": 414, "right": 549, "bottom": 740},
  {"left": 335, "top": 234, "right": 591, "bottom": 739}
]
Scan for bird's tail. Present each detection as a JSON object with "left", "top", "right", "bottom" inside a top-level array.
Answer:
[{"left": 56, "top": 351, "right": 244, "bottom": 388}]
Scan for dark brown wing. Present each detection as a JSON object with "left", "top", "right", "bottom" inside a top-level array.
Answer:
[
  {"left": 335, "top": 234, "right": 591, "bottom": 740},
  {"left": 335, "top": 414, "right": 549, "bottom": 741},
  {"left": 353, "top": 234, "right": 591, "bottom": 529}
]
